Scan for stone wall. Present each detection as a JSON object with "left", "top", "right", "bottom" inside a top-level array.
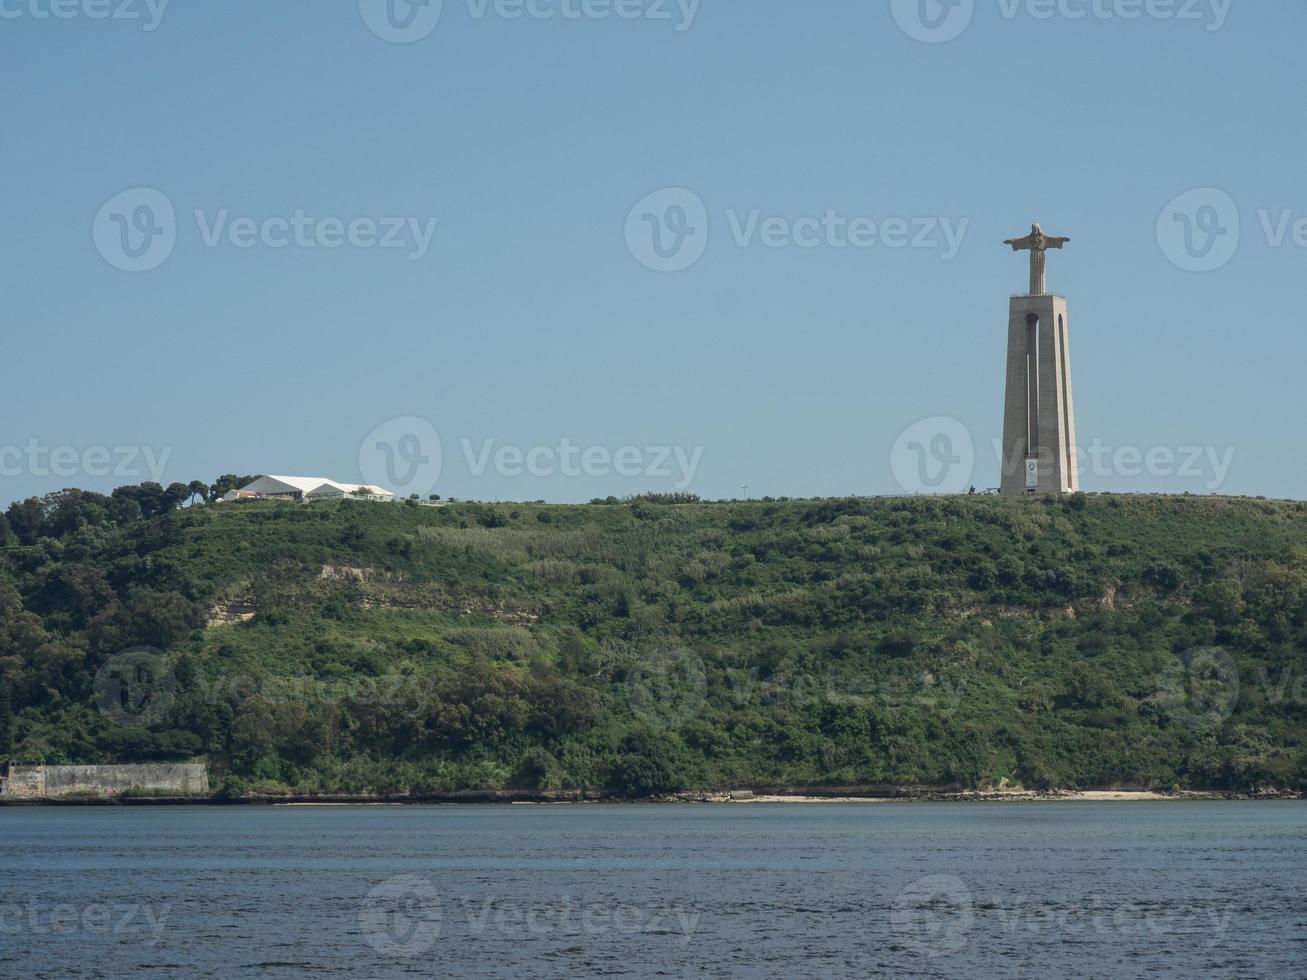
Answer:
[
  {"left": 2, "top": 766, "right": 46, "bottom": 797},
  {"left": 0, "top": 763, "right": 209, "bottom": 799}
]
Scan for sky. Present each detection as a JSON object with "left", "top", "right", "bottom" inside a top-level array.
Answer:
[{"left": 2, "top": 0, "right": 1304, "bottom": 505}]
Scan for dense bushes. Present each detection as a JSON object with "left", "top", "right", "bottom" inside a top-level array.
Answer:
[{"left": 1, "top": 488, "right": 1306, "bottom": 794}]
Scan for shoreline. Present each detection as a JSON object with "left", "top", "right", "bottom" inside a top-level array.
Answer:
[{"left": 2, "top": 787, "right": 1300, "bottom": 807}]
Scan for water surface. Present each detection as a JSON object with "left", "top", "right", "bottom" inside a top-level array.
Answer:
[{"left": 1, "top": 802, "right": 1302, "bottom": 978}]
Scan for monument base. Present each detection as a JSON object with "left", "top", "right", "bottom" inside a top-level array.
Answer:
[{"left": 1000, "top": 293, "right": 1079, "bottom": 496}]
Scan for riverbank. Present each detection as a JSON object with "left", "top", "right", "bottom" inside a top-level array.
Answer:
[
  {"left": 3, "top": 786, "right": 1301, "bottom": 806},
  {"left": 683, "top": 789, "right": 1236, "bottom": 803}
]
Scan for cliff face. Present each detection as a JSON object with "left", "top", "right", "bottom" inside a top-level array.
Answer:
[{"left": 3, "top": 491, "right": 1307, "bottom": 797}]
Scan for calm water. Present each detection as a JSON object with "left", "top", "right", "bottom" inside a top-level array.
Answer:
[{"left": 0, "top": 802, "right": 1303, "bottom": 978}]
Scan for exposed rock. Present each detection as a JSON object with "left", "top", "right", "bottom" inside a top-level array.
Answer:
[{"left": 206, "top": 599, "right": 257, "bottom": 628}]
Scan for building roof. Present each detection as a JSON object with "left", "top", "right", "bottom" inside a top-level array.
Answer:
[
  {"left": 258, "top": 475, "right": 335, "bottom": 493},
  {"left": 242, "top": 476, "right": 394, "bottom": 497},
  {"left": 308, "top": 481, "right": 394, "bottom": 497}
]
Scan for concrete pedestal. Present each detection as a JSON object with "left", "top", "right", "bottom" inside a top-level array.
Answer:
[{"left": 1000, "top": 294, "right": 1079, "bottom": 495}]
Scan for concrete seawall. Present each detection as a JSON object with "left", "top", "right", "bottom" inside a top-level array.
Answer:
[{"left": 0, "top": 763, "right": 209, "bottom": 800}]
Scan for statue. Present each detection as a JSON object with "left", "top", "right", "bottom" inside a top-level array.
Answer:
[{"left": 1004, "top": 223, "right": 1071, "bottom": 296}]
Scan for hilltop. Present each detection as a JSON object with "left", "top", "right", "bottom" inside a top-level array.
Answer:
[{"left": 2, "top": 490, "right": 1306, "bottom": 798}]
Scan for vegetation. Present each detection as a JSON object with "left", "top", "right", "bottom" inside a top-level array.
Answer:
[{"left": 2, "top": 485, "right": 1306, "bottom": 797}]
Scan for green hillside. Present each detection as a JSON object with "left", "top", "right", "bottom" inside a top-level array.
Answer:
[{"left": 3, "top": 488, "right": 1307, "bottom": 797}]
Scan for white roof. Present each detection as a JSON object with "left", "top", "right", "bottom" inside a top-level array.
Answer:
[
  {"left": 260, "top": 475, "right": 339, "bottom": 493},
  {"left": 243, "top": 476, "right": 394, "bottom": 497},
  {"left": 308, "top": 482, "right": 394, "bottom": 496}
]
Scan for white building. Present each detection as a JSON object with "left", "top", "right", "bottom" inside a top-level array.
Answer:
[{"left": 226, "top": 475, "right": 395, "bottom": 503}]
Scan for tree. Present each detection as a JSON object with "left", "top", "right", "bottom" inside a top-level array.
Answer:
[
  {"left": 186, "top": 480, "right": 209, "bottom": 506},
  {"left": 608, "top": 731, "right": 686, "bottom": 797},
  {"left": 0, "top": 585, "right": 81, "bottom": 707},
  {"left": 88, "top": 590, "right": 203, "bottom": 652},
  {"left": 0, "top": 683, "right": 13, "bottom": 756},
  {"left": 40, "top": 489, "right": 114, "bottom": 537},
  {"left": 208, "top": 475, "right": 261, "bottom": 502},
  {"left": 112, "top": 483, "right": 169, "bottom": 519},
  {"left": 45, "top": 563, "right": 117, "bottom": 623},
  {"left": 163, "top": 483, "right": 191, "bottom": 511},
  {"left": 5, "top": 498, "right": 44, "bottom": 545},
  {"left": 518, "top": 747, "right": 556, "bottom": 788},
  {"left": 1220, "top": 725, "right": 1291, "bottom": 790}
]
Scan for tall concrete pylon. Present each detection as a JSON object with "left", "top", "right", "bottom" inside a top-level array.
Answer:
[{"left": 1000, "top": 224, "right": 1079, "bottom": 496}]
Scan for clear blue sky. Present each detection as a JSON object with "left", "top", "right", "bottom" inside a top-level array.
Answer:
[{"left": 3, "top": 1, "right": 1304, "bottom": 505}]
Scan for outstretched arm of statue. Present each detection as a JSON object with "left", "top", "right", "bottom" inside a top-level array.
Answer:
[
  {"left": 1044, "top": 236, "right": 1071, "bottom": 249},
  {"left": 1004, "top": 236, "right": 1034, "bottom": 251}
]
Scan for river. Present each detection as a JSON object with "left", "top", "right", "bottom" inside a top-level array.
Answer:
[{"left": 1, "top": 802, "right": 1302, "bottom": 977}]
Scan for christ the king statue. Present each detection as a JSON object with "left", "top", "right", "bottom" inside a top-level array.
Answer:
[{"left": 1004, "top": 223, "right": 1071, "bottom": 296}]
